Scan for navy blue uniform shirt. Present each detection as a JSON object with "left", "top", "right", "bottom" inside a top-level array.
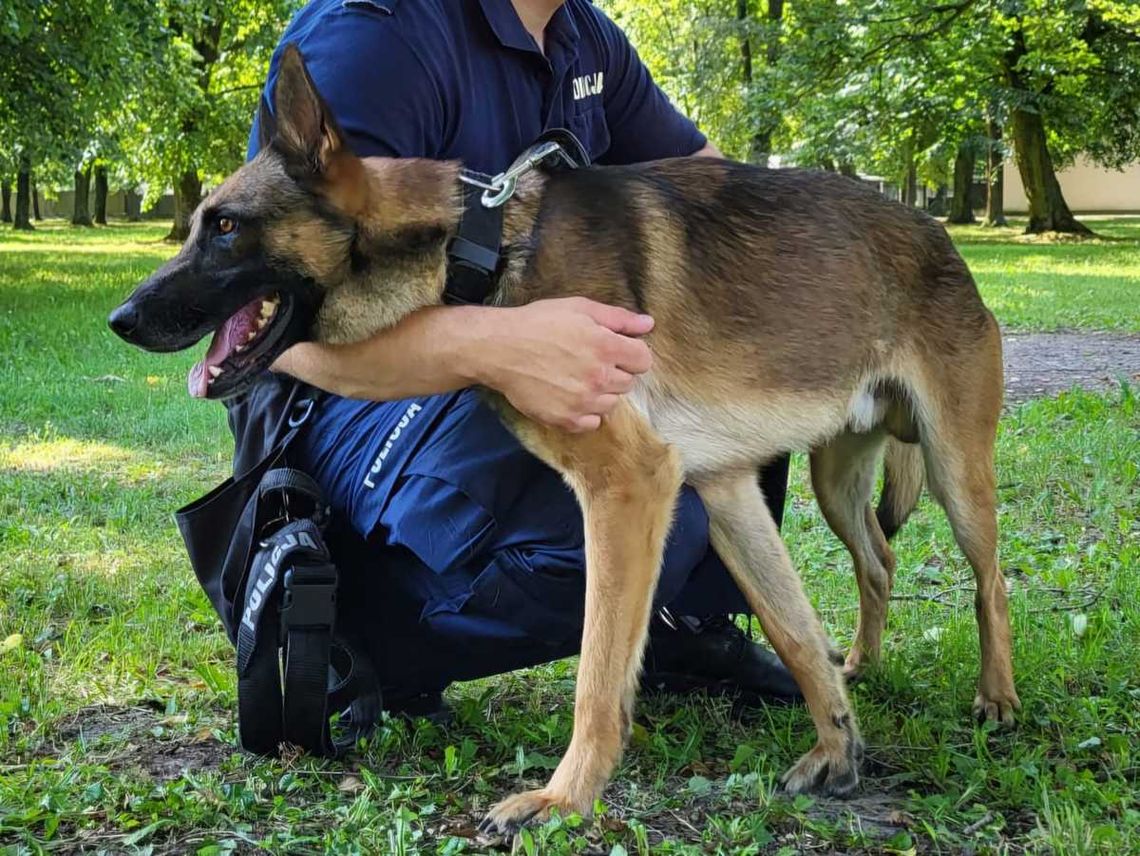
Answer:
[
  {"left": 232, "top": 0, "right": 747, "bottom": 687},
  {"left": 247, "top": 0, "right": 707, "bottom": 168}
]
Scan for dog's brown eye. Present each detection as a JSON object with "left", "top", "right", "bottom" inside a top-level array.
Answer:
[{"left": 217, "top": 217, "right": 236, "bottom": 235}]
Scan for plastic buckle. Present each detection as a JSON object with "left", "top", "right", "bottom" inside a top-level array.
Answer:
[{"left": 280, "top": 566, "right": 337, "bottom": 630}]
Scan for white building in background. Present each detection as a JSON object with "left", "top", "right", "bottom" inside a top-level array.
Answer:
[{"left": 1004, "top": 156, "right": 1140, "bottom": 214}]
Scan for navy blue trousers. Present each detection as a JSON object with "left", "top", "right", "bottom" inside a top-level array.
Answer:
[{"left": 297, "top": 390, "right": 771, "bottom": 694}]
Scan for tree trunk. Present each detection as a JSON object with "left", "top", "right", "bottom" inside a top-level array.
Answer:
[
  {"left": 72, "top": 165, "right": 94, "bottom": 227},
  {"left": 1010, "top": 107, "right": 1088, "bottom": 234},
  {"left": 903, "top": 157, "right": 918, "bottom": 207},
  {"left": 983, "top": 118, "right": 1007, "bottom": 227},
  {"left": 32, "top": 181, "right": 41, "bottom": 220},
  {"left": 14, "top": 158, "right": 33, "bottom": 230},
  {"left": 94, "top": 165, "right": 109, "bottom": 225},
  {"left": 928, "top": 184, "right": 948, "bottom": 216},
  {"left": 1002, "top": 25, "right": 1089, "bottom": 235},
  {"left": 738, "top": 0, "right": 784, "bottom": 164},
  {"left": 948, "top": 142, "right": 977, "bottom": 224},
  {"left": 1, "top": 182, "right": 10, "bottom": 222},
  {"left": 124, "top": 188, "right": 142, "bottom": 221},
  {"left": 167, "top": 169, "right": 202, "bottom": 241}
]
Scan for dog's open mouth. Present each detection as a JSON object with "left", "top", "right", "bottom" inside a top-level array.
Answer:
[{"left": 188, "top": 292, "right": 296, "bottom": 399}]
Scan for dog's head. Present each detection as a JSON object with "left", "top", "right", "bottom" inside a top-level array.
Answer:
[{"left": 108, "top": 44, "right": 376, "bottom": 400}]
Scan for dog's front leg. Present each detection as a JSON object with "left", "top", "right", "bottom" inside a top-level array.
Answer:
[{"left": 481, "top": 400, "right": 682, "bottom": 834}]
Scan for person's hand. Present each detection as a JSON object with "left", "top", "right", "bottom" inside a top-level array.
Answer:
[{"left": 474, "top": 298, "right": 654, "bottom": 432}]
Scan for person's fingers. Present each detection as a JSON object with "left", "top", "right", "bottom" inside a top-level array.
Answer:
[
  {"left": 578, "top": 299, "right": 655, "bottom": 336},
  {"left": 603, "top": 368, "right": 637, "bottom": 394},
  {"left": 591, "top": 392, "right": 622, "bottom": 415},
  {"left": 567, "top": 413, "right": 602, "bottom": 433},
  {"left": 603, "top": 331, "right": 653, "bottom": 375}
]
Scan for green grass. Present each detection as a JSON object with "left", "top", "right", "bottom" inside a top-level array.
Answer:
[
  {"left": 952, "top": 217, "right": 1140, "bottom": 332},
  {"left": 0, "top": 219, "right": 1138, "bottom": 854}
]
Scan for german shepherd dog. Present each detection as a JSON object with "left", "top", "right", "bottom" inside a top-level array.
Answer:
[{"left": 110, "top": 45, "right": 1019, "bottom": 830}]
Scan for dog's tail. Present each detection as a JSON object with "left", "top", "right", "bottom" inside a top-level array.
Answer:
[{"left": 876, "top": 438, "right": 924, "bottom": 541}]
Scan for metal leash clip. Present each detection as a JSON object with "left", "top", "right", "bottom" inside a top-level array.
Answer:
[{"left": 458, "top": 141, "right": 581, "bottom": 209}]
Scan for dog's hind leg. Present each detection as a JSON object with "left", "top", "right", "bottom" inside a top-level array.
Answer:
[
  {"left": 481, "top": 399, "right": 682, "bottom": 833},
  {"left": 810, "top": 430, "right": 896, "bottom": 678},
  {"left": 917, "top": 323, "right": 1019, "bottom": 724},
  {"left": 694, "top": 469, "right": 863, "bottom": 797}
]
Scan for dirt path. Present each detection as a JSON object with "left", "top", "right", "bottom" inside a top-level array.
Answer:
[{"left": 1003, "top": 330, "right": 1140, "bottom": 404}]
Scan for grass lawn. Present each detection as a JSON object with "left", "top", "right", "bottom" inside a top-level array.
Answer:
[
  {"left": 951, "top": 217, "right": 1140, "bottom": 332},
  {"left": 0, "top": 220, "right": 1138, "bottom": 854}
]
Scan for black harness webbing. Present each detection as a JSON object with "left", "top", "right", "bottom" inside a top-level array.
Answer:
[
  {"left": 444, "top": 128, "right": 590, "bottom": 307},
  {"left": 177, "top": 391, "right": 380, "bottom": 758},
  {"left": 443, "top": 178, "right": 505, "bottom": 306}
]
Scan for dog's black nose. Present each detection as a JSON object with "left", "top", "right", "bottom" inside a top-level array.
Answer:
[{"left": 108, "top": 303, "right": 139, "bottom": 338}]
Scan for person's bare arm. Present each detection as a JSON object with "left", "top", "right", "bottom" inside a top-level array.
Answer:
[
  {"left": 273, "top": 298, "right": 654, "bottom": 432},
  {"left": 274, "top": 143, "right": 722, "bottom": 429}
]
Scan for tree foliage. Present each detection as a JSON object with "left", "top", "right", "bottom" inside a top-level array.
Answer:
[
  {"left": 119, "top": 0, "right": 298, "bottom": 204},
  {"left": 1, "top": 0, "right": 298, "bottom": 234},
  {"left": 1, "top": 0, "right": 1137, "bottom": 236},
  {"left": 602, "top": 0, "right": 1140, "bottom": 233}
]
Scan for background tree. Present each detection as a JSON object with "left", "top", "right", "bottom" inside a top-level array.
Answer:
[
  {"left": 120, "top": 0, "right": 300, "bottom": 240},
  {"left": 983, "top": 113, "right": 1009, "bottom": 227},
  {"left": 948, "top": 136, "right": 981, "bottom": 224},
  {"left": 0, "top": 0, "right": 151, "bottom": 229},
  {"left": 602, "top": 0, "right": 1140, "bottom": 235},
  {"left": 995, "top": 1, "right": 1140, "bottom": 233}
]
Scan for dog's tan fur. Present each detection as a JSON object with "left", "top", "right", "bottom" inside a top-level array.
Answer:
[{"left": 199, "top": 45, "right": 1020, "bottom": 830}]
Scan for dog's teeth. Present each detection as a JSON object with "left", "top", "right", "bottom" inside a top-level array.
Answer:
[
  {"left": 256, "top": 317, "right": 268, "bottom": 329},
  {"left": 247, "top": 330, "right": 258, "bottom": 341},
  {"left": 208, "top": 366, "right": 223, "bottom": 378},
  {"left": 260, "top": 302, "right": 274, "bottom": 319}
]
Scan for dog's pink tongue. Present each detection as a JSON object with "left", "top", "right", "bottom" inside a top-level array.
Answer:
[
  {"left": 187, "top": 305, "right": 259, "bottom": 398},
  {"left": 188, "top": 360, "right": 210, "bottom": 398}
]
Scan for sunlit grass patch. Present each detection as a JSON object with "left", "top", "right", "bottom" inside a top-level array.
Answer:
[
  {"left": 0, "top": 437, "right": 138, "bottom": 473},
  {"left": 950, "top": 217, "right": 1140, "bottom": 331}
]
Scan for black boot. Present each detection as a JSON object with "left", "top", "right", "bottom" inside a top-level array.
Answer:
[
  {"left": 382, "top": 688, "right": 453, "bottom": 724},
  {"left": 641, "top": 612, "right": 802, "bottom": 704}
]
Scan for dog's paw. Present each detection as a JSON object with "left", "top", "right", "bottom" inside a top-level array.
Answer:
[
  {"left": 841, "top": 641, "right": 884, "bottom": 681},
  {"left": 781, "top": 723, "right": 864, "bottom": 799},
  {"left": 478, "top": 788, "right": 590, "bottom": 836},
  {"left": 973, "top": 686, "right": 1020, "bottom": 727}
]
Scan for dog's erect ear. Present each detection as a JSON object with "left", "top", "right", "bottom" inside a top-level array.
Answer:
[
  {"left": 257, "top": 95, "right": 276, "bottom": 153},
  {"left": 272, "top": 43, "right": 345, "bottom": 173}
]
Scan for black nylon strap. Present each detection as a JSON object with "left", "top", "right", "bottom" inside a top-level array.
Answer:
[
  {"left": 443, "top": 183, "right": 504, "bottom": 306},
  {"left": 234, "top": 500, "right": 341, "bottom": 756},
  {"left": 184, "top": 387, "right": 385, "bottom": 759},
  {"left": 534, "top": 127, "right": 591, "bottom": 169},
  {"left": 259, "top": 468, "right": 324, "bottom": 504},
  {"left": 448, "top": 236, "right": 501, "bottom": 273},
  {"left": 282, "top": 625, "right": 334, "bottom": 752},
  {"left": 237, "top": 618, "right": 285, "bottom": 755}
]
